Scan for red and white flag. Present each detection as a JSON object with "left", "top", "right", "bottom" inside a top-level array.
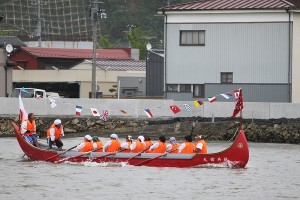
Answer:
[
  {"left": 100, "top": 109, "right": 109, "bottom": 121},
  {"left": 234, "top": 89, "right": 240, "bottom": 100},
  {"left": 144, "top": 109, "right": 154, "bottom": 118},
  {"left": 76, "top": 105, "right": 83, "bottom": 116},
  {"left": 90, "top": 108, "right": 100, "bottom": 116},
  {"left": 208, "top": 96, "right": 217, "bottom": 103},
  {"left": 232, "top": 88, "right": 244, "bottom": 117},
  {"left": 19, "top": 92, "right": 28, "bottom": 122},
  {"left": 169, "top": 105, "right": 181, "bottom": 114}
]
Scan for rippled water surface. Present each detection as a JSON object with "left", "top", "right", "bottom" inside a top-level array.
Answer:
[{"left": 0, "top": 137, "right": 299, "bottom": 200}]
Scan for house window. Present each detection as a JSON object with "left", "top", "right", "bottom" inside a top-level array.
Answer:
[
  {"left": 193, "top": 84, "right": 205, "bottom": 98},
  {"left": 221, "top": 72, "right": 233, "bottom": 83},
  {"left": 180, "top": 84, "right": 191, "bottom": 92},
  {"left": 180, "top": 30, "right": 205, "bottom": 46},
  {"left": 167, "top": 84, "right": 179, "bottom": 92}
]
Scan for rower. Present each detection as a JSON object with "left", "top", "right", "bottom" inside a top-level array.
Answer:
[
  {"left": 178, "top": 135, "right": 195, "bottom": 154},
  {"left": 144, "top": 135, "right": 153, "bottom": 153},
  {"left": 103, "top": 133, "right": 121, "bottom": 152},
  {"left": 120, "top": 135, "right": 133, "bottom": 152},
  {"left": 46, "top": 119, "right": 64, "bottom": 150},
  {"left": 75, "top": 135, "right": 93, "bottom": 152},
  {"left": 21, "top": 113, "right": 39, "bottom": 148},
  {"left": 148, "top": 135, "right": 167, "bottom": 153},
  {"left": 194, "top": 135, "right": 207, "bottom": 154},
  {"left": 166, "top": 137, "right": 180, "bottom": 153},
  {"left": 130, "top": 135, "right": 146, "bottom": 153},
  {"left": 92, "top": 136, "right": 103, "bottom": 152}
]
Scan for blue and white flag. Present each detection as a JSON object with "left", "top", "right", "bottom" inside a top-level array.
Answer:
[{"left": 183, "top": 103, "right": 192, "bottom": 112}]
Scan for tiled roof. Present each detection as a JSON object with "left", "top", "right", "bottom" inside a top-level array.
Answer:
[
  {"left": 0, "top": 36, "right": 26, "bottom": 48},
  {"left": 95, "top": 60, "right": 145, "bottom": 71},
  {"left": 21, "top": 47, "right": 132, "bottom": 60},
  {"left": 161, "top": 0, "right": 300, "bottom": 11}
]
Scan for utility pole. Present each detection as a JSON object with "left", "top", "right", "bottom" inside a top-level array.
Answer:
[
  {"left": 31, "top": 0, "right": 46, "bottom": 47},
  {"left": 89, "top": 0, "right": 106, "bottom": 98},
  {"left": 126, "top": 24, "right": 136, "bottom": 48}
]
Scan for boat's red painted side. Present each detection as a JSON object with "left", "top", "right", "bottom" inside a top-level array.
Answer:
[
  {"left": 13, "top": 122, "right": 249, "bottom": 168},
  {"left": 13, "top": 122, "right": 58, "bottom": 161}
]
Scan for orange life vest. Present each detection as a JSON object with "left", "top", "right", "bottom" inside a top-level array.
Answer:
[
  {"left": 132, "top": 141, "right": 145, "bottom": 153},
  {"left": 106, "top": 139, "right": 121, "bottom": 152},
  {"left": 151, "top": 141, "right": 166, "bottom": 153},
  {"left": 94, "top": 141, "right": 103, "bottom": 152},
  {"left": 25, "top": 120, "right": 36, "bottom": 135},
  {"left": 180, "top": 142, "right": 195, "bottom": 154},
  {"left": 145, "top": 141, "right": 152, "bottom": 153},
  {"left": 122, "top": 141, "right": 132, "bottom": 153},
  {"left": 80, "top": 141, "right": 93, "bottom": 152},
  {"left": 169, "top": 143, "right": 180, "bottom": 154},
  {"left": 195, "top": 140, "right": 207, "bottom": 154},
  {"left": 46, "top": 124, "right": 63, "bottom": 140}
]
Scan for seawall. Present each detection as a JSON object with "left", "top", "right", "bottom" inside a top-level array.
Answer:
[{"left": 1, "top": 116, "right": 299, "bottom": 144}]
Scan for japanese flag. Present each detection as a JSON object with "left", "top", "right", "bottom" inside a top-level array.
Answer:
[{"left": 90, "top": 108, "right": 100, "bottom": 116}]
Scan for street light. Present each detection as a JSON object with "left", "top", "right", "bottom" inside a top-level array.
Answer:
[{"left": 89, "top": 1, "right": 106, "bottom": 98}]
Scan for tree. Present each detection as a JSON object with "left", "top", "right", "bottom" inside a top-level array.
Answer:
[
  {"left": 108, "top": 84, "right": 118, "bottom": 96},
  {"left": 125, "top": 27, "right": 148, "bottom": 60}
]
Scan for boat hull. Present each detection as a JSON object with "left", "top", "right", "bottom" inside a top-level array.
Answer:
[{"left": 13, "top": 122, "right": 249, "bottom": 168}]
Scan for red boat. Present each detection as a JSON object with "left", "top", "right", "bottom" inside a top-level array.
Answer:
[{"left": 13, "top": 122, "right": 249, "bottom": 168}]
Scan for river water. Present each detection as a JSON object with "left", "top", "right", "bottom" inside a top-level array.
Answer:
[{"left": 0, "top": 137, "right": 299, "bottom": 200}]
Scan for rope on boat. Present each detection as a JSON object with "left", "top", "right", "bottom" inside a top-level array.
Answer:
[{"left": 228, "top": 122, "right": 240, "bottom": 141}]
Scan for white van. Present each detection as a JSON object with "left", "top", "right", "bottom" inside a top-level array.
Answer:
[
  {"left": 12, "top": 88, "right": 47, "bottom": 98},
  {"left": 13, "top": 88, "right": 61, "bottom": 99}
]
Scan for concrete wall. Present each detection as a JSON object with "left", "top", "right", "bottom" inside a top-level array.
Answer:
[{"left": 1, "top": 97, "right": 300, "bottom": 119}]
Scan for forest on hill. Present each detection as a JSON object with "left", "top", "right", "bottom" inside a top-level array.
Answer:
[{"left": 0, "top": 0, "right": 193, "bottom": 59}]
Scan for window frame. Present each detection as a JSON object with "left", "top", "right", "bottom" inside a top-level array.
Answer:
[
  {"left": 180, "top": 30, "right": 205, "bottom": 46},
  {"left": 179, "top": 84, "right": 191, "bottom": 93},
  {"left": 220, "top": 72, "right": 233, "bottom": 84},
  {"left": 167, "top": 84, "right": 179, "bottom": 92},
  {"left": 193, "top": 84, "right": 205, "bottom": 98}
]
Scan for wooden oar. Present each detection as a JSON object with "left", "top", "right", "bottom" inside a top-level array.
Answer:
[
  {"left": 134, "top": 149, "right": 178, "bottom": 166},
  {"left": 125, "top": 145, "right": 152, "bottom": 163},
  {"left": 44, "top": 145, "right": 78, "bottom": 162},
  {"left": 55, "top": 147, "right": 103, "bottom": 163}
]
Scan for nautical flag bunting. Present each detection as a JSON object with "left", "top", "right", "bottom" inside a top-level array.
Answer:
[
  {"left": 208, "top": 97, "right": 217, "bottom": 103},
  {"left": 220, "top": 92, "right": 233, "bottom": 99},
  {"left": 100, "top": 109, "right": 109, "bottom": 121},
  {"left": 120, "top": 110, "right": 128, "bottom": 116},
  {"left": 90, "top": 108, "right": 100, "bottom": 116},
  {"left": 183, "top": 103, "right": 192, "bottom": 112},
  {"left": 194, "top": 100, "right": 204, "bottom": 107},
  {"left": 144, "top": 109, "right": 153, "bottom": 118},
  {"left": 170, "top": 105, "right": 181, "bottom": 114},
  {"left": 76, "top": 105, "right": 83, "bottom": 116}
]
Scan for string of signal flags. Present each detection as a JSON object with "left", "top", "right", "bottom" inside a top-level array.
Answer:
[{"left": 32, "top": 88, "right": 242, "bottom": 122}]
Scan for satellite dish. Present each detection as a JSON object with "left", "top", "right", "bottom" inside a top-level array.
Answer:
[
  {"left": 6, "top": 44, "right": 13, "bottom": 53},
  {"left": 146, "top": 43, "right": 152, "bottom": 50}
]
